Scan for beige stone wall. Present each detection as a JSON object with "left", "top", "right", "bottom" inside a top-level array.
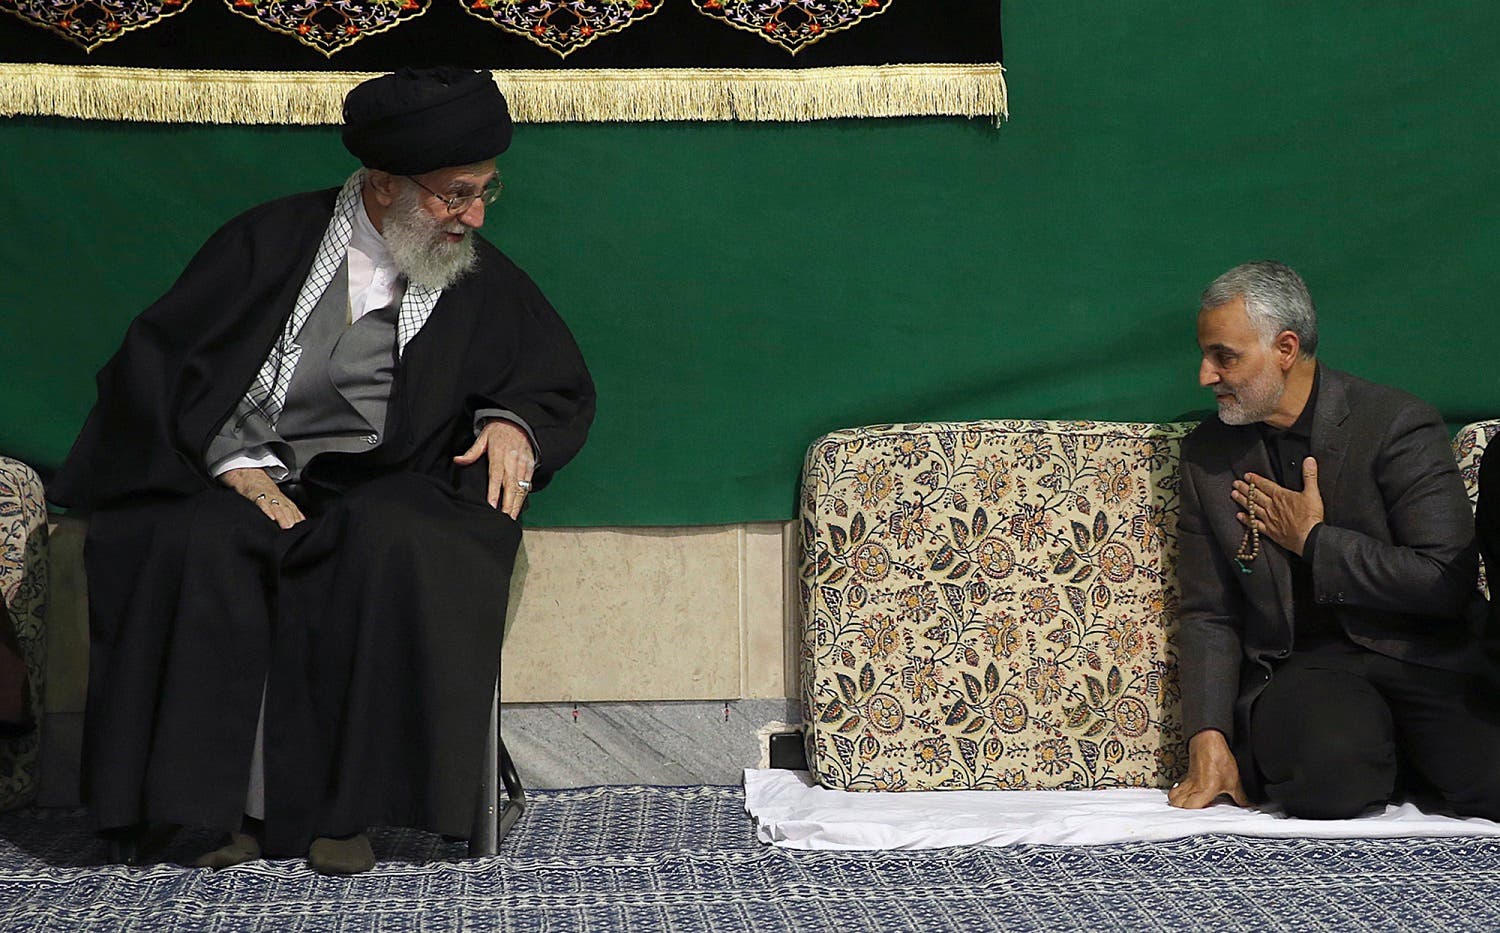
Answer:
[
  {"left": 501, "top": 522, "right": 800, "bottom": 702},
  {"left": 44, "top": 519, "right": 802, "bottom": 714}
]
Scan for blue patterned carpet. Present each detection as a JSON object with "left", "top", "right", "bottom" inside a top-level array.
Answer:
[{"left": 3, "top": 785, "right": 1500, "bottom": 931}]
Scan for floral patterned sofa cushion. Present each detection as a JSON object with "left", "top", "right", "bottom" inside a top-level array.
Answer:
[
  {"left": 1454, "top": 418, "right": 1500, "bottom": 596},
  {"left": 799, "top": 417, "right": 1500, "bottom": 794},
  {"left": 0, "top": 457, "right": 48, "bottom": 810},
  {"left": 799, "top": 421, "right": 1193, "bottom": 792}
]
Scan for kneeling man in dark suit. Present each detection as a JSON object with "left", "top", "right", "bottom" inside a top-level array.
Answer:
[{"left": 1168, "top": 260, "right": 1499, "bottom": 819}]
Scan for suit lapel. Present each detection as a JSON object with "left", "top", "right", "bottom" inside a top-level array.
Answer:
[{"left": 1310, "top": 366, "right": 1351, "bottom": 515}]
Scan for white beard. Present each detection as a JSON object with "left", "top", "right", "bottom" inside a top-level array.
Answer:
[{"left": 383, "top": 186, "right": 477, "bottom": 291}]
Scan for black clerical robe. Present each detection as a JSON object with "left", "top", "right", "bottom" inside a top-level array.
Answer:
[{"left": 49, "top": 188, "right": 595, "bottom": 854}]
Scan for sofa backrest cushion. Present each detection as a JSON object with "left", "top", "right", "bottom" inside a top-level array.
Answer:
[{"left": 799, "top": 421, "right": 1193, "bottom": 791}]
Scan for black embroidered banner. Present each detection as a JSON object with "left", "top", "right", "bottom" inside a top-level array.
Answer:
[{"left": 0, "top": 1, "right": 1004, "bottom": 123}]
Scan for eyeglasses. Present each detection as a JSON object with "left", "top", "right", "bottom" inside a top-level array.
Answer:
[{"left": 405, "top": 175, "right": 503, "bottom": 214}]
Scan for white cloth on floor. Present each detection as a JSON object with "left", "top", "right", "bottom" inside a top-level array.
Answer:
[{"left": 743, "top": 769, "right": 1500, "bottom": 850}]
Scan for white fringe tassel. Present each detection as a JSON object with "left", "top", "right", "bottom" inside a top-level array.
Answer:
[{"left": 0, "top": 62, "right": 1007, "bottom": 124}]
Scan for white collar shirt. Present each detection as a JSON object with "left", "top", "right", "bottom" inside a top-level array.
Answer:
[{"left": 347, "top": 194, "right": 401, "bottom": 322}]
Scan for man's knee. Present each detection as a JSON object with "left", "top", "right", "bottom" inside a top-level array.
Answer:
[
  {"left": 1270, "top": 776, "right": 1394, "bottom": 820},
  {"left": 1420, "top": 725, "right": 1500, "bottom": 821},
  {"left": 1263, "top": 733, "right": 1397, "bottom": 819},
  {"left": 1251, "top": 657, "right": 1398, "bottom": 819},
  {"left": 1441, "top": 781, "right": 1500, "bottom": 822}
]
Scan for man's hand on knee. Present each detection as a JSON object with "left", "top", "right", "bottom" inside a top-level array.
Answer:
[
  {"left": 454, "top": 419, "right": 536, "bottom": 519},
  {"left": 220, "top": 468, "right": 306, "bottom": 529},
  {"left": 1168, "top": 729, "right": 1249, "bottom": 809}
]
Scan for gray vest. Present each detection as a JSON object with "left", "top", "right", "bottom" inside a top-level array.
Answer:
[{"left": 208, "top": 258, "right": 401, "bottom": 481}]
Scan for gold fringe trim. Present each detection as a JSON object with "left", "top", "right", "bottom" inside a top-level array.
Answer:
[{"left": 0, "top": 62, "right": 1006, "bottom": 125}]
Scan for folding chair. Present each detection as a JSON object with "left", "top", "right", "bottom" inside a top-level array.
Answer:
[{"left": 468, "top": 677, "right": 526, "bottom": 857}]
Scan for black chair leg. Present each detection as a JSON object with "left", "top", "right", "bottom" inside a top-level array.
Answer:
[
  {"left": 497, "top": 735, "right": 526, "bottom": 841},
  {"left": 470, "top": 679, "right": 525, "bottom": 857},
  {"left": 106, "top": 833, "right": 140, "bottom": 867},
  {"left": 102, "top": 823, "right": 150, "bottom": 866}
]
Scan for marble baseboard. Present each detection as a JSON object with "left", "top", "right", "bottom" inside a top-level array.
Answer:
[
  {"left": 500, "top": 699, "right": 803, "bottom": 788},
  {"left": 33, "top": 702, "right": 806, "bottom": 806}
]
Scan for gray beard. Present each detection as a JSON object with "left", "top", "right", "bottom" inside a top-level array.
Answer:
[
  {"left": 383, "top": 186, "right": 477, "bottom": 291},
  {"left": 1216, "top": 366, "right": 1285, "bottom": 425}
]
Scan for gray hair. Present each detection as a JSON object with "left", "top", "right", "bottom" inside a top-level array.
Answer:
[{"left": 1199, "top": 260, "right": 1318, "bottom": 358}]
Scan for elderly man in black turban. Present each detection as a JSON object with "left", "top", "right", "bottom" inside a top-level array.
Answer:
[{"left": 48, "top": 68, "right": 595, "bottom": 874}]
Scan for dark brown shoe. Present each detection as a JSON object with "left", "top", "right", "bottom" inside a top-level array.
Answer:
[
  {"left": 308, "top": 833, "right": 375, "bottom": 875},
  {"left": 193, "top": 832, "right": 262, "bottom": 870}
]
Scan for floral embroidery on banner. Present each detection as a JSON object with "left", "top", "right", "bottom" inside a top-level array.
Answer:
[
  {"left": 692, "top": 0, "right": 895, "bottom": 55},
  {"left": 0, "top": 0, "right": 191, "bottom": 51},
  {"left": 465, "top": 0, "right": 663, "bottom": 58},
  {"left": 224, "top": 0, "right": 428, "bottom": 56}
]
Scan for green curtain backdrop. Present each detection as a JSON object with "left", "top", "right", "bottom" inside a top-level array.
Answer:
[{"left": 3, "top": 1, "right": 1498, "bottom": 526}]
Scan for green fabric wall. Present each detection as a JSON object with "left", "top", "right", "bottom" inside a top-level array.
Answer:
[{"left": 3, "top": 2, "right": 1497, "bottom": 526}]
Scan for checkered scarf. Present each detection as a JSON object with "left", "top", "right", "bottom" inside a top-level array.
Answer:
[{"left": 242, "top": 171, "right": 444, "bottom": 425}]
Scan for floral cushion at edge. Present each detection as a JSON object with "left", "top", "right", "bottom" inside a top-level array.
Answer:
[
  {"left": 1453, "top": 419, "right": 1500, "bottom": 597},
  {"left": 0, "top": 457, "right": 48, "bottom": 810},
  {"left": 799, "top": 420, "right": 1192, "bottom": 792}
]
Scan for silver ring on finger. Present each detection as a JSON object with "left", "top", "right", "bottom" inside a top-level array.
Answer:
[
  {"left": 269, "top": 499, "right": 281, "bottom": 506},
  {"left": 516, "top": 479, "right": 533, "bottom": 492}
]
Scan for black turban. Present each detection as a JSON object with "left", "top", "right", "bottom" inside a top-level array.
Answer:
[{"left": 342, "top": 67, "right": 513, "bottom": 175}]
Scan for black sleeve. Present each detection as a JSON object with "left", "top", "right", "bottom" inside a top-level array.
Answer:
[{"left": 1175, "top": 438, "right": 1246, "bottom": 742}]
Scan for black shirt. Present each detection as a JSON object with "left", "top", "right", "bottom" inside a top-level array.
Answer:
[{"left": 1256, "top": 365, "right": 1340, "bottom": 650}]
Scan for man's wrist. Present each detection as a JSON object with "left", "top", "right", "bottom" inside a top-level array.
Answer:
[
  {"left": 1188, "top": 728, "right": 1232, "bottom": 757},
  {"left": 474, "top": 409, "right": 541, "bottom": 464},
  {"left": 1298, "top": 521, "right": 1323, "bottom": 561},
  {"left": 1187, "top": 728, "right": 1240, "bottom": 781},
  {"left": 221, "top": 467, "right": 269, "bottom": 495}
]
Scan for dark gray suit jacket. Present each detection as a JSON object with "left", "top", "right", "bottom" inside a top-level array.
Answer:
[{"left": 1176, "top": 366, "right": 1486, "bottom": 787}]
